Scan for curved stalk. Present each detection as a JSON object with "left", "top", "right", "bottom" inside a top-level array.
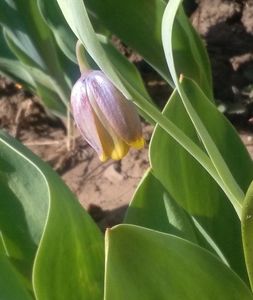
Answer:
[{"left": 76, "top": 40, "right": 90, "bottom": 73}]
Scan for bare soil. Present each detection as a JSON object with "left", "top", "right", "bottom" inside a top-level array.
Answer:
[{"left": 192, "top": 0, "right": 253, "bottom": 123}]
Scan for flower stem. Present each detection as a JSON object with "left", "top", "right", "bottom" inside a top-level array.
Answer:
[{"left": 76, "top": 40, "right": 90, "bottom": 73}]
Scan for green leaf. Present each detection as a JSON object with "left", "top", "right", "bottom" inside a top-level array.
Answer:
[
  {"left": 161, "top": 0, "right": 212, "bottom": 97},
  {"left": 105, "top": 224, "right": 253, "bottom": 299},
  {"left": 37, "top": 0, "right": 108, "bottom": 63},
  {"left": 0, "top": 26, "right": 63, "bottom": 108},
  {"left": 182, "top": 77, "right": 253, "bottom": 188},
  {"left": 0, "top": 0, "right": 70, "bottom": 114},
  {"left": 37, "top": 0, "right": 77, "bottom": 63},
  {"left": 57, "top": 0, "right": 128, "bottom": 95},
  {"left": 83, "top": 0, "right": 172, "bottom": 84},
  {"left": 125, "top": 168, "right": 233, "bottom": 265},
  {"left": 171, "top": 6, "right": 213, "bottom": 98},
  {"left": 36, "top": 0, "right": 81, "bottom": 89},
  {"left": 57, "top": 0, "right": 233, "bottom": 192},
  {"left": 0, "top": 27, "right": 35, "bottom": 89},
  {"left": 0, "top": 0, "right": 62, "bottom": 75},
  {"left": 100, "top": 37, "right": 152, "bottom": 103},
  {"left": 0, "top": 239, "right": 33, "bottom": 300},
  {"left": 0, "top": 136, "right": 48, "bottom": 278},
  {"left": 83, "top": 0, "right": 212, "bottom": 91},
  {"left": 162, "top": 1, "right": 245, "bottom": 215},
  {"left": 57, "top": 0, "right": 154, "bottom": 121},
  {"left": 0, "top": 57, "right": 35, "bottom": 90},
  {"left": 99, "top": 36, "right": 155, "bottom": 122},
  {"left": 180, "top": 77, "right": 250, "bottom": 215},
  {"left": 150, "top": 89, "right": 251, "bottom": 281},
  {"left": 0, "top": 132, "right": 104, "bottom": 299},
  {"left": 3, "top": 30, "right": 67, "bottom": 115},
  {"left": 242, "top": 180, "right": 253, "bottom": 291},
  {"left": 124, "top": 169, "right": 198, "bottom": 243}
]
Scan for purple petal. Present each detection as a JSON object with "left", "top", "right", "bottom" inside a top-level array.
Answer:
[
  {"left": 86, "top": 71, "right": 143, "bottom": 145},
  {"left": 71, "top": 77, "right": 104, "bottom": 156},
  {"left": 71, "top": 74, "right": 131, "bottom": 161}
]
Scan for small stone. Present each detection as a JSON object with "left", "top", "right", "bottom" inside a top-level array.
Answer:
[{"left": 247, "top": 136, "right": 253, "bottom": 143}]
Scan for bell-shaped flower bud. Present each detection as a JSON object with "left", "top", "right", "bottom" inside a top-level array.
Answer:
[{"left": 71, "top": 70, "right": 144, "bottom": 161}]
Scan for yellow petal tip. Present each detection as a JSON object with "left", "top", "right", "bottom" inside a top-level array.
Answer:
[
  {"left": 130, "top": 137, "right": 145, "bottom": 149},
  {"left": 110, "top": 141, "right": 129, "bottom": 160},
  {"left": 99, "top": 153, "right": 108, "bottom": 162}
]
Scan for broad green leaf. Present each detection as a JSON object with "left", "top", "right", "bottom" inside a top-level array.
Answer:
[
  {"left": 105, "top": 224, "right": 253, "bottom": 300},
  {"left": 83, "top": 0, "right": 172, "bottom": 83},
  {"left": 0, "top": 136, "right": 48, "bottom": 278},
  {"left": 150, "top": 89, "right": 251, "bottom": 281},
  {"left": 125, "top": 168, "right": 232, "bottom": 265},
  {"left": 124, "top": 169, "right": 173, "bottom": 232},
  {"left": 125, "top": 169, "right": 198, "bottom": 243},
  {"left": 0, "top": 132, "right": 104, "bottom": 300},
  {"left": 0, "top": 240, "right": 33, "bottom": 300}
]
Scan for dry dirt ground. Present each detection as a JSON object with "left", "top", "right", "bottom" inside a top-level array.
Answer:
[{"left": 1, "top": 0, "right": 253, "bottom": 228}]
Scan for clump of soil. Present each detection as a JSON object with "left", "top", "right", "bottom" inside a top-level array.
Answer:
[{"left": 192, "top": 0, "right": 253, "bottom": 124}]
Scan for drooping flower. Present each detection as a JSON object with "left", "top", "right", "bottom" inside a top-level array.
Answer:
[{"left": 71, "top": 70, "right": 144, "bottom": 161}]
